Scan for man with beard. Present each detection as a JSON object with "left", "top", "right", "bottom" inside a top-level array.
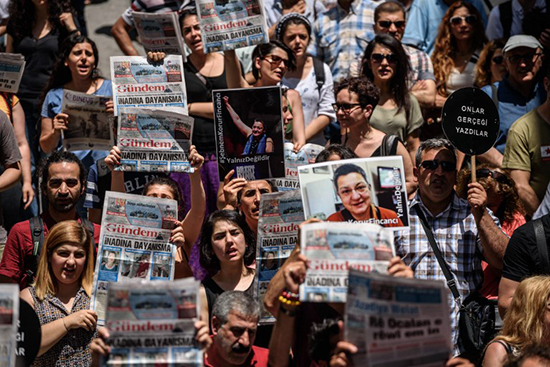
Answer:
[
  {"left": 205, "top": 291, "right": 268, "bottom": 367},
  {"left": 0, "top": 151, "right": 100, "bottom": 288},
  {"left": 394, "top": 138, "right": 509, "bottom": 356}
]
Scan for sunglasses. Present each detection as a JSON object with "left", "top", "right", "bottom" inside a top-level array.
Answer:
[
  {"left": 263, "top": 55, "right": 289, "bottom": 67},
  {"left": 332, "top": 103, "right": 362, "bottom": 113},
  {"left": 419, "top": 160, "right": 456, "bottom": 172},
  {"left": 377, "top": 20, "right": 406, "bottom": 28},
  {"left": 476, "top": 169, "right": 510, "bottom": 184},
  {"left": 371, "top": 53, "right": 398, "bottom": 63},
  {"left": 449, "top": 14, "right": 477, "bottom": 25},
  {"left": 505, "top": 53, "right": 543, "bottom": 65},
  {"left": 492, "top": 55, "right": 504, "bottom": 64}
]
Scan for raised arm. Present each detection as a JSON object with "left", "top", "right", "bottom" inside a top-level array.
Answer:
[
  {"left": 286, "top": 89, "right": 305, "bottom": 151},
  {"left": 396, "top": 140, "right": 417, "bottom": 196},
  {"left": 223, "top": 96, "right": 252, "bottom": 137},
  {"left": 111, "top": 16, "right": 139, "bottom": 56},
  {"left": 224, "top": 50, "right": 250, "bottom": 88},
  {"left": 181, "top": 146, "right": 206, "bottom": 254}
]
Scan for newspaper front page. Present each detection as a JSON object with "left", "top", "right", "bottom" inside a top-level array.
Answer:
[
  {"left": 0, "top": 53, "right": 25, "bottom": 93},
  {"left": 255, "top": 190, "right": 303, "bottom": 324},
  {"left": 196, "top": 0, "right": 269, "bottom": 52},
  {"left": 299, "top": 222, "right": 395, "bottom": 303},
  {"left": 134, "top": 12, "right": 186, "bottom": 57},
  {"left": 103, "top": 278, "right": 202, "bottom": 366},
  {"left": 274, "top": 142, "right": 324, "bottom": 191},
  {"left": 346, "top": 270, "right": 452, "bottom": 367},
  {"left": 91, "top": 191, "right": 178, "bottom": 325},
  {"left": 0, "top": 285, "right": 18, "bottom": 367},
  {"left": 111, "top": 55, "right": 187, "bottom": 116},
  {"left": 116, "top": 107, "right": 194, "bottom": 172},
  {"left": 61, "top": 90, "right": 113, "bottom": 151}
]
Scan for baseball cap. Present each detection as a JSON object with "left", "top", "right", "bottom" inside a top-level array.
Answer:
[{"left": 503, "top": 35, "right": 542, "bottom": 53}]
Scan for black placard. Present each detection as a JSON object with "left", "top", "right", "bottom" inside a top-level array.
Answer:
[
  {"left": 16, "top": 299, "right": 41, "bottom": 367},
  {"left": 441, "top": 87, "right": 500, "bottom": 155}
]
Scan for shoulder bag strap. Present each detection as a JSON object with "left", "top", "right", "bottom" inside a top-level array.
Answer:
[
  {"left": 534, "top": 218, "right": 550, "bottom": 273},
  {"left": 413, "top": 205, "right": 461, "bottom": 301}
]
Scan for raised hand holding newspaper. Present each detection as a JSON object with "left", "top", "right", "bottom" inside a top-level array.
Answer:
[
  {"left": 299, "top": 222, "right": 395, "bottom": 303},
  {"left": 91, "top": 192, "right": 178, "bottom": 325},
  {"left": 0, "top": 53, "right": 25, "bottom": 93},
  {"left": 0, "top": 284, "right": 19, "bottom": 367},
  {"left": 103, "top": 278, "right": 202, "bottom": 366},
  {"left": 345, "top": 270, "right": 452, "bottom": 367},
  {"left": 273, "top": 142, "right": 324, "bottom": 191},
  {"left": 133, "top": 11, "right": 186, "bottom": 57}
]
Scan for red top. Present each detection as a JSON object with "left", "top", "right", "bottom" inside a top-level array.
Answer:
[
  {"left": 327, "top": 205, "right": 404, "bottom": 227},
  {"left": 204, "top": 345, "right": 269, "bottom": 367}
]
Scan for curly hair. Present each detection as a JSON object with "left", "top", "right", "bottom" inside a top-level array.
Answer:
[
  {"left": 474, "top": 39, "right": 507, "bottom": 88},
  {"left": 432, "top": 2, "right": 487, "bottom": 96},
  {"left": 7, "top": 0, "right": 74, "bottom": 43},
  {"left": 199, "top": 210, "right": 256, "bottom": 275},
  {"left": 335, "top": 77, "right": 380, "bottom": 110},
  {"left": 456, "top": 163, "right": 523, "bottom": 224},
  {"left": 493, "top": 276, "right": 550, "bottom": 349}
]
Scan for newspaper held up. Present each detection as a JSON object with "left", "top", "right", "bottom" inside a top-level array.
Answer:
[
  {"left": 299, "top": 222, "right": 395, "bottom": 303},
  {"left": 0, "top": 285, "right": 18, "bottom": 367},
  {"left": 111, "top": 55, "right": 187, "bottom": 116},
  {"left": 91, "top": 191, "right": 178, "bottom": 325},
  {"left": 133, "top": 11, "right": 187, "bottom": 57},
  {"left": 255, "top": 190, "right": 304, "bottom": 324},
  {"left": 346, "top": 270, "right": 452, "bottom": 367},
  {"left": 274, "top": 142, "right": 324, "bottom": 191},
  {"left": 61, "top": 90, "right": 113, "bottom": 151},
  {"left": 103, "top": 278, "right": 201, "bottom": 367},
  {"left": 196, "top": 0, "right": 269, "bottom": 53},
  {"left": 0, "top": 53, "right": 25, "bottom": 93},
  {"left": 117, "top": 107, "right": 194, "bottom": 172}
]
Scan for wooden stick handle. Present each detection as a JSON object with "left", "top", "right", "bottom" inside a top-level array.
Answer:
[{"left": 471, "top": 155, "right": 476, "bottom": 183}]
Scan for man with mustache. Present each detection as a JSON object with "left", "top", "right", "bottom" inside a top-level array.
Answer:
[
  {"left": 0, "top": 151, "right": 100, "bottom": 288},
  {"left": 394, "top": 138, "right": 509, "bottom": 356},
  {"left": 205, "top": 291, "right": 268, "bottom": 367}
]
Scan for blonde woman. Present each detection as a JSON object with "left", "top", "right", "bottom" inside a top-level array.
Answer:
[
  {"left": 20, "top": 221, "right": 97, "bottom": 366},
  {"left": 483, "top": 276, "right": 550, "bottom": 366}
]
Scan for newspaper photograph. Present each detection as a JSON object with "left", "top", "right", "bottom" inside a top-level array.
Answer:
[
  {"left": 103, "top": 278, "right": 202, "bottom": 367},
  {"left": 345, "top": 270, "right": 452, "bottom": 367},
  {"left": 255, "top": 190, "right": 303, "bottom": 324},
  {"left": 61, "top": 89, "right": 113, "bottom": 151},
  {"left": 274, "top": 142, "right": 324, "bottom": 191},
  {"left": 91, "top": 191, "right": 178, "bottom": 325},
  {"left": 0, "top": 53, "right": 25, "bottom": 93},
  {"left": 116, "top": 107, "right": 194, "bottom": 172},
  {"left": 196, "top": 0, "right": 269, "bottom": 52},
  {"left": 134, "top": 11, "right": 187, "bottom": 57},
  {"left": 213, "top": 86, "right": 285, "bottom": 180},
  {"left": 0, "top": 285, "right": 19, "bottom": 367},
  {"left": 298, "top": 156, "right": 409, "bottom": 229},
  {"left": 111, "top": 55, "right": 187, "bottom": 116},
  {"left": 299, "top": 222, "right": 395, "bottom": 303}
]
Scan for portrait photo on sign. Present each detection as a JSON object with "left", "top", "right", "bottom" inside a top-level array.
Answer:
[
  {"left": 298, "top": 156, "right": 409, "bottom": 228},
  {"left": 213, "top": 86, "right": 285, "bottom": 180}
]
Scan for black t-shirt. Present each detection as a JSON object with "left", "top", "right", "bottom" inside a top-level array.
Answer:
[{"left": 502, "top": 214, "right": 550, "bottom": 281}]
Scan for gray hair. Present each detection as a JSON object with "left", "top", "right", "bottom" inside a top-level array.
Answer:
[
  {"left": 415, "top": 138, "right": 456, "bottom": 167},
  {"left": 212, "top": 291, "right": 259, "bottom": 325}
]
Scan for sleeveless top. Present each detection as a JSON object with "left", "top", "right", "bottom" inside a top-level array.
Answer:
[
  {"left": 28, "top": 286, "right": 96, "bottom": 367},
  {"left": 202, "top": 277, "right": 254, "bottom": 328}
]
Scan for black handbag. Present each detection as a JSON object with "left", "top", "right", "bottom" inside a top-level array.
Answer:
[{"left": 413, "top": 206, "right": 497, "bottom": 363}]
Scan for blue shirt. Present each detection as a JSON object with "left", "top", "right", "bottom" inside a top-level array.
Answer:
[
  {"left": 481, "top": 77, "right": 546, "bottom": 154},
  {"left": 402, "top": 0, "right": 488, "bottom": 55},
  {"left": 263, "top": 0, "right": 326, "bottom": 28}
]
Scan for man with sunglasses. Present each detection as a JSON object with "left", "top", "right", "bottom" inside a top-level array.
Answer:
[
  {"left": 394, "top": 138, "right": 509, "bottom": 355},
  {"left": 371, "top": 1, "right": 436, "bottom": 108}
]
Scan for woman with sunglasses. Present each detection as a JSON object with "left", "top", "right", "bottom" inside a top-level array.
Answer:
[
  {"left": 334, "top": 77, "right": 416, "bottom": 196},
  {"left": 475, "top": 39, "right": 507, "bottom": 88},
  {"left": 456, "top": 164, "right": 525, "bottom": 299},
  {"left": 275, "top": 13, "right": 336, "bottom": 146},
  {"left": 224, "top": 41, "right": 306, "bottom": 152},
  {"left": 360, "top": 34, "right": 424, "bottom": 165}
]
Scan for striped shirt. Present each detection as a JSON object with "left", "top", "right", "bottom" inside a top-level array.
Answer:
[{"left": 122, "top": 0, "right": 194, "bottom": 27}]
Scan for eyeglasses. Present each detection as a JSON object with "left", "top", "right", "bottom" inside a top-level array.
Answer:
[
  {"left": 449, "top": 14, "right": 477, "bottom": 25},
  {"left": 505, "top": 53, "right": 543, "bottom": 65},
  {"left": 419, "top": 160, "right": 456, "bottom": 172},
  {"left": 338, "top": 183, "right": 370, "bottom": 198},
  {"left": 371, "top": 53, "right": 398, "bottom": 63},
  {"left": 263, "top": 55, "right": 289, "bottom": 67},
  {"left": 377, "top": 20, "right": 406, "bottom": 28},
  {"left": 492, "top": 55, "right": 504, "bottom": 64},
  {"left": 476, "top": 169, "right": 510, "bottom": 184},
  {"left": 332, "top": 103, "right": 362, "bottom": 113}
]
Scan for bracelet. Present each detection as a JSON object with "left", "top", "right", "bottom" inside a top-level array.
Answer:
[
  {"left": 62, "top": 318, "right": 69, "bottom": 332},
  {"left": 279, "top": 305, "right": 298, "bottom": 317},
  {"left": 278, "top": 289, "right": 301, "bottom": 307}
]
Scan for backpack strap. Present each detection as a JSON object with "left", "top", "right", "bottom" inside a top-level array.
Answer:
[
  {"left": 311, "top": 56, "right": 325, "bottom": 98},
  {"left": 80, "top": 217, "right": 97, "bottom": 252},
  {"left": 27, "top": 216, "right": 45, "bottom": 281},
  {"left": 534, "top": 218, "right": 550, "bottom": 274},
  {"left": 490, "top": 84, "right": 499, "bottom": 110},
  {"left": 499, "top": 1, "right": 513, "bottom": 39},
  {"left": 1, "top": 93, "right": 13, "bottom": 123}
]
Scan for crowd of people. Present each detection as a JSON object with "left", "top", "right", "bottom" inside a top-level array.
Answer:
[{"left": 0, "top": 0, "right": 547, "bottom": 365}]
